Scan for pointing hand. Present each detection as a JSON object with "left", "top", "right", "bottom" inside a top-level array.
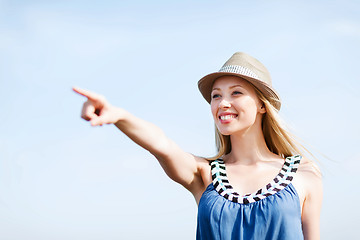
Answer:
[{"left": 73, "top": 87, "right": 121, "bottom": 126}]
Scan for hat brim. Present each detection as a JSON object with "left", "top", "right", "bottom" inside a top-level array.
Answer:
[{"left": 198, "top": 72, "right": 281, "bottom": 111}]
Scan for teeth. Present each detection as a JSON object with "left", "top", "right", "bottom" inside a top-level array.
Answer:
[{"left": 220, "top": 115, "right": 236, "bottom": 120}]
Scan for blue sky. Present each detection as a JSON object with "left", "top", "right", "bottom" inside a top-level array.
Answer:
[{"left": 1, "top": 0, "right": 359, "bottom": 239}]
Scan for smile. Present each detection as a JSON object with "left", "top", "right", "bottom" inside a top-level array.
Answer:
[{"left": 219, "top": 114, "right": 238, "bottom": 121}]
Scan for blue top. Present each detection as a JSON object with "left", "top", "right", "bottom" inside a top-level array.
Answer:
[{"left": 196, "top": 155, "right": 303, "bottom": 240}]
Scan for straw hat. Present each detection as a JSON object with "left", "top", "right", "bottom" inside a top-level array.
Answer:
[{"left": 198, "top": 52, "right": 281, "bottom": 111}]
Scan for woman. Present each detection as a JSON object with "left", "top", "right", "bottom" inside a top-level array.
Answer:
[{"left": 73, "top": 52, "right": 322, "bottom": 239}]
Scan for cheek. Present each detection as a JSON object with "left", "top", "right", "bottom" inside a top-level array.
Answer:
[
  {"left": 243, "top": 102, "right": 259, "bottom": 120},
  {"left": 236, "top": 99, "right": 257, "bottom": 117},
  {"left": 210, "top": 104, "right": 218, "bottom": 120}
]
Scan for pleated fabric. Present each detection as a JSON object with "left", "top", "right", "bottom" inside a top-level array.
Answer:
[{"left": 196, "top": 155, "right": 303, "bottom": 240}]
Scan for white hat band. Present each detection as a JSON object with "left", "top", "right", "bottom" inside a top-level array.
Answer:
[{"left": 219, "top": 65, "right": 260, "bottom": 80}]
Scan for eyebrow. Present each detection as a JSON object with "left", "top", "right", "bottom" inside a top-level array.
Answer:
[{"left": 212, "top": 84, "right": 244, "bottom": 91}]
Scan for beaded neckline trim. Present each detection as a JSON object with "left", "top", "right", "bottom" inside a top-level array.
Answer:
[{"left": 210, "top": 155, "right": 302, "bottom": 204}]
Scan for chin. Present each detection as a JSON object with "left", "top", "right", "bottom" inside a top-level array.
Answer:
[
  {"left": 217, "top": 128, "right": 234, "bottom": 136},
  {"left": 217, "top": 125, "right": 250, "bottom": 136}
]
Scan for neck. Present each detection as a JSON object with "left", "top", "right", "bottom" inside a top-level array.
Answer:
[{"left": 226, "top": 117, "right": 276, "bottom": 165}]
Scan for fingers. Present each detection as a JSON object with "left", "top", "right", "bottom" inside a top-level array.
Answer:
[
  {"left": 72, "top": 86, "right": 102, "bottom": 101},
  {"left": 90, "top": 116, "right": 105, "bottom": 126},
  {"left": 73, "top": 86, "right": 110, "bottom": 127},
  {"left": 81, "top": 101, "right": 98, "bottom": 120},
  {"left": 80, "top": 101, "right": 106, "bottom": 126}
]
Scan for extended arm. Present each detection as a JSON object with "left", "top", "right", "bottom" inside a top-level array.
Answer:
[
  {"left": 73, "top": 87, "right": 207, "bottom": 194},
  {"left": 113, "top": 109, "right": 204, "bottom": 189}
]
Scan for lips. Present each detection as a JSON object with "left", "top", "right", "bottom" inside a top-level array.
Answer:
[{"left": 218, "top": 113, "right": 238, "bottom": 123}]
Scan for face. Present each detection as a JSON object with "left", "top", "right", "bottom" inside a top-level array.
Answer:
[{"left": 210, "top": 76, "right": 266, "bottom": 136}]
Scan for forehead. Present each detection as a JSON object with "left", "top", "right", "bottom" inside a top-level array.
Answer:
[{"left": 212, "top": 75, "right": 255, "bottom": 91}]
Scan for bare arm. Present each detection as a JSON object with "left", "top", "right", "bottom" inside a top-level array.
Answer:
[
  {"left": 113, "top": 109, "right": 206, "bottom": 189},
  {"left": 72, "top": 87, "right": 207, "bottom": 193},
  {"left": 301, "top": 164, "right": 323, "bottom": 240}
]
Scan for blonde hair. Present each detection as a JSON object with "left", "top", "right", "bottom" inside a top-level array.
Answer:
[{"left": 208, "top": 84, "right": 316, "bottom": 162}]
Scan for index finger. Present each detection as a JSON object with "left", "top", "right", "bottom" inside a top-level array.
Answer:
[{"left": 72, "top": 86, "right": 101, "bottom": 101}]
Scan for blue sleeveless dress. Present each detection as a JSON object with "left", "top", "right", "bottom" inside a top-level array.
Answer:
[{"left": 197, "top": 155, "right": 303, "bottom": 240}]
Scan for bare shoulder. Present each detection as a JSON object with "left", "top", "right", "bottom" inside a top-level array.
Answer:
[
  {"left": 194, "top": 155, "right": 212, "bottom": 183},
  {"left": 296, "top": 156, "right": 323, "bottom": 238},
  {"left": 191, "top": 155, "right": 213, "bottom": 203},
  {"left": 297, "top": 156, "right": 323, "bottom": 195},
  {"left": 194, "top": 155, "right": 211, "bottom": 165},
  {"left": 297, "top": 156, "right": 322, "bottom": 179}
]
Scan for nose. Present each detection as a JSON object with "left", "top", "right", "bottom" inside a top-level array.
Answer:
[{"left": 219, "top": 98, "right": 231, "bottom": 109}]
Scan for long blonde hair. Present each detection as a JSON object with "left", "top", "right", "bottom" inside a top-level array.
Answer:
[{"left": 208, "top": 83, "right": 315, "bottom": 161}]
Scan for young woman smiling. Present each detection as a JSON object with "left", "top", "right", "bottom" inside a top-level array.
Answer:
[{"left": 74, "top": 52, "right": 322, "bottom": 240}]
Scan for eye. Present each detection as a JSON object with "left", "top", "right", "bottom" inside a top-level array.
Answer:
[
  {"left": 232, "top": 91, "right": 242, "bottom": 95},
  {"left": 212, "top": 93, "right": 221, "bottom": 99}
]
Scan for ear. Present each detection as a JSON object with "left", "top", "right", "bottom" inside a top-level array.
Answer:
[{"left": 259, "top": 103, "right": 266, "bottom": 114}]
